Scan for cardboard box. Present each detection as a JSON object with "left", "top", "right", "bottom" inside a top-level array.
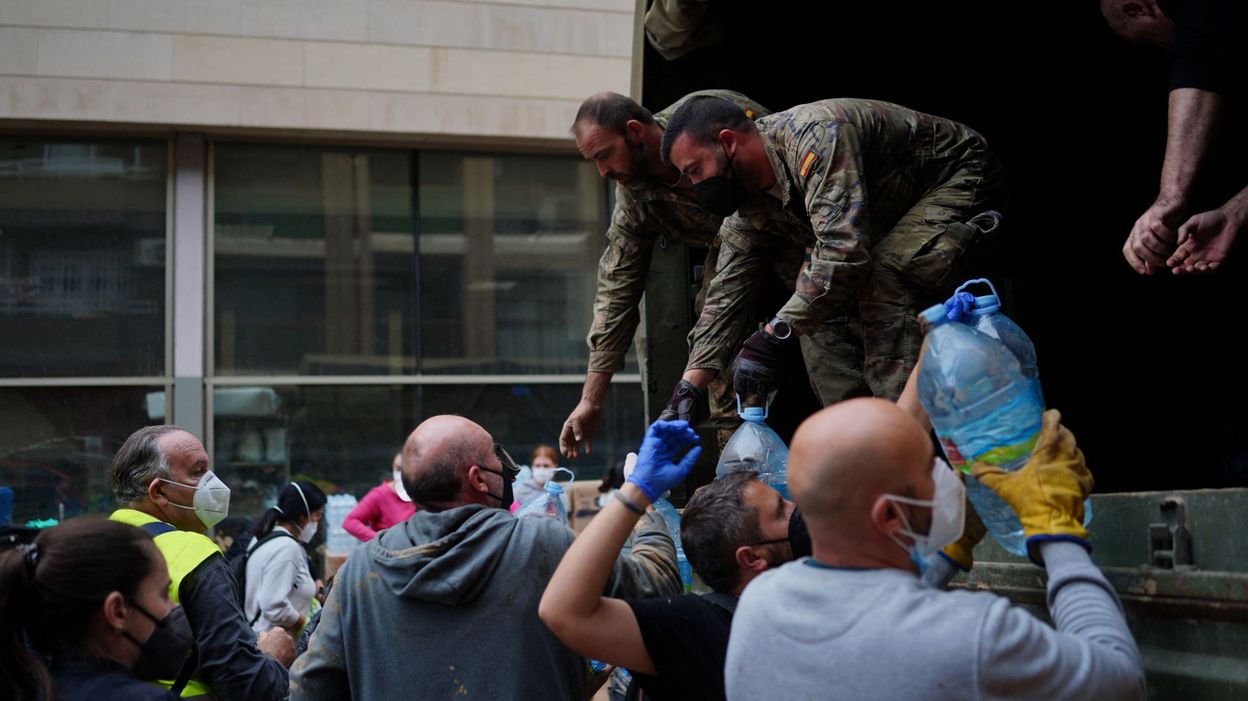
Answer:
[{"left": 565, "top": 479, "right": 607, "bottom": 534}]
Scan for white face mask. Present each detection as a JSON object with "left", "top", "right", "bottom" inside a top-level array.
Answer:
[
  {"left": 882, "top": 458, "right": 966, "bottom": 570},
  {"left": 531, "top": 466, "right": 556, "bottom": 484},
  {"left": 393, "top": 469, "right": 412, "bottom": 502},
  {"left": 158, "top": 471, "right": 231, "bottom": 529},
  {"left": 299, "top": 519, "right": 318, "bottom": 544}
]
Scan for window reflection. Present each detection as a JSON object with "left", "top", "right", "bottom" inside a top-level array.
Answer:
[
  {"left": 0, "top": 140, "right": 167, "bottom": 377},
  {"left": 0, "top": 387, "right": 159, "bottom": 523},
  {"left": 214, "top": 144, "right": 417, "bottom": 376}
]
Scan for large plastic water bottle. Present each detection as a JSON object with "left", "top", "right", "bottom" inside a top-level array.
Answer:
[
  {"left": 948, "top": 279, "right": 1042, "bottom": 408},
  {"left": 946, "top": 280, "right": 1091, "bottom": 533},
  {"left": 651, "top": 495, "right": 693, "bottom": 592},
  {"left": 515, "top": 467, "right": 574, "bottom": 525},
  {"left": 917, "top": 304, "right": 1041, "bottom": 556},
  {"left": 716, "top": 402, "right": 790, "bottom": 499}
]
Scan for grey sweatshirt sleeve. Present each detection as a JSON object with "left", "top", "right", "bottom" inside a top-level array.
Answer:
[
  {"left": 603, "top": 509, "right": 682, "bottom": 599},
  {"left": 289, "top": 576, "right": 349, "bottom": 701},
  {"left": 976, "top": 542, "right": 1146, "bottom": 701},
  {"left": 180, "top": 555, "right": 289, "bottom": 701}
]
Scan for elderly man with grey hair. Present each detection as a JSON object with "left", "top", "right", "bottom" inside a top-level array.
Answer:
[
  {"left": 109, "top": 425, "right": 293, "bottom": 700},
  {"left": 291, "top": 414, "right": 681, "bottom": 701}
]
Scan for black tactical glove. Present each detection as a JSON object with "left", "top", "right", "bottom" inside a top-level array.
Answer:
[
  {"left": 732, "top": 329, "right": 789, "bottom": 399},
  {"left": 659, "top": 380, "right": 708, "bottom": 422}
]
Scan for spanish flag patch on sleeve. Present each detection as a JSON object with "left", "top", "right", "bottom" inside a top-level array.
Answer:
[{"left": 799, "top": 151, "right": 817, "bottom": 178}]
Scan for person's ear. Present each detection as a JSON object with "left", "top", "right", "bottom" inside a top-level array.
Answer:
[
  {"left": 1123, "top": 1, "right": 1150, "bottom": 19},
  {"left": 869, "top": 496, "right": 904, "bottom": 538},
  {"left": 102, "top": 590, "right": 128, "bottom": 632},
  {"left": 734, "top": 544, "right": 770, "bottom": 575},
  {"left": 467, "top": 465, "right": 489, "bottom": 495},
  {"left": 717, "top": 129, "right": 738, "bottom": 156},
  {"left": 147, "top": 478, "right": 169, "bottom": 507},
  {"left": 625, "top": 119, "right": 647, "bottom": 143}
]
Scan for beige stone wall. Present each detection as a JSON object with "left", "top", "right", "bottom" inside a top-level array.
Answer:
[{"left": 0, "top": 0, "right": 633, "bottom": 145}]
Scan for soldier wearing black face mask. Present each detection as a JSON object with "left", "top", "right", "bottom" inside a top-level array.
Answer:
[
  {"left": 0, "top": 517, "right": 193, "bottom": 701},
  {"left": 661, "top": 96, "right": 1004, "bottom": 412}
]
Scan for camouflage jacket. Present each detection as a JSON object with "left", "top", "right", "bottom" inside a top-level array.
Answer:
[
  {"left": 587, "top": 90, "right": 769, "bottom": 374},
  {"left": 686, "top": 98, "right": 992, "bottom": 373}
]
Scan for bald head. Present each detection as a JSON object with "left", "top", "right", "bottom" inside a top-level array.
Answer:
[
  {"left": 401, "top": 415, "right": 495, "bottom": 508},
  {"left": 789, "top": 398, "right": 933, "bottom": 535}
]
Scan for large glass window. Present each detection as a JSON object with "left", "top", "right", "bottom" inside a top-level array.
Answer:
[
  {"left": 419, "top": 152, "right": 607, "bottom": 375},
  {"left": 214, "top": 144, "right": 416, "bottom": 376},
  {"left": 0, "top": 386, "right": 161, "bottom": 524},
  {"left": 0, "top": 139, "right": 168, "bottom": 378}
]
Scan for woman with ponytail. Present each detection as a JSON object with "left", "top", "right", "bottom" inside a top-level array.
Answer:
[
  {"left": 0, "top": 517, "right": 192, "bottom": 701},
  {"left": 243, "top": 481, "right": 326, "bottom": 636}
]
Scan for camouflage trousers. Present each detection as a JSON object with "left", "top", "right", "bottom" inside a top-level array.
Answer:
[{"left": 853, "top": 153, "right": 1005, "bottom": 400}]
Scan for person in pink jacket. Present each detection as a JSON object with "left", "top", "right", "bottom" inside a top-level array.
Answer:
[{"left": 342, "top": 453, "right": 417, "bottom": 542}]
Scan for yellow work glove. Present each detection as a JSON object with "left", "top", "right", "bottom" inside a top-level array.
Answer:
[
  {"left": 971, "top": 409, "right": 1094, "bottom": 565},
  {"left": 938, "top": 502, "right": 986, "bottom": 572}
]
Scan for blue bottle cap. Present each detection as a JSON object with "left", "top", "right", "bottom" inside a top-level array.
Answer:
[
  {"left": 971, "top": 294, "right": 1000, "bottom": 314},
  {"left": 741, "top": 406, "right": 767, "bottom": 422}
]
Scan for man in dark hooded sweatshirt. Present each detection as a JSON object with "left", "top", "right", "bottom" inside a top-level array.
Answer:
[{"left": 289, "top": 415, "right": 681, "bottom": 700}]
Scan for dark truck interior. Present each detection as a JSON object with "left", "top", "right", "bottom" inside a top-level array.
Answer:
[{"left": 641, "top": 0, "right": 1248, "bottom": 494}]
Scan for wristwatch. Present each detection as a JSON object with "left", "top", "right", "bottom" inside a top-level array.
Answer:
[{"left": 765, "top": 316, "right": 793, "bottom": 342}]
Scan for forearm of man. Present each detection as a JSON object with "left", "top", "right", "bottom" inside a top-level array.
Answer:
[
  {"left": 605, "top": 498, "right": 681, "bottom": 599},
  {"left": 182, "top": 557, "right": 290, "bottom": 701},
  {"left": 684, "top": 227, "right": 770, "bottom": 377},
  {"left": 539, "top": 483, "right": 658, "bottom": 675},
  {"left": 976, "top": 542, "right": 1145, "bottom": 699},
  {"left": 289, "top": 584, "right": 349, "bottom": 701},
  {"left": 1158, "top": 88, "right": 1224, "bottom": 206},
  {"left": 1042, "top": 542, "right": 1146, "bottom": 696},
  {"left": 587, "top": 226, "right": 654, "bottom": 375},
  {"left": 580, "top": 371, "right": 613, "bottom": 406}
]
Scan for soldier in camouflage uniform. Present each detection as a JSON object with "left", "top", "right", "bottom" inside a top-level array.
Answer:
[
  {"left": 659, "top": 96, "right": 1004, "bottom": 407},
  {"left": 561, "top": 90, "right": 774, "bottom": 458}
]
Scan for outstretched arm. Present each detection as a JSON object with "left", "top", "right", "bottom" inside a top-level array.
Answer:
[
  {"left": 539, "top": 422, "right": 701, "bottom": 675},
  {"left": 1124, "top": 88, "right": 1224, "bottom": 274}
]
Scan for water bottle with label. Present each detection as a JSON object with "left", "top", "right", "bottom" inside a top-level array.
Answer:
[
  {"left": 716, "top": 400, "right": 790, "bottom": 499},
  {"left": 946, "top": 279, "right": 1091, "bottom": 531},
  {"left": 514, "top": 467, "right": 574, "bottom": 526},
  {"left": 917, "top": 304, "right": 1041, "bottom": 556},
  {"left": 651, "top": 495, "right": 693, "bottom": 592}
]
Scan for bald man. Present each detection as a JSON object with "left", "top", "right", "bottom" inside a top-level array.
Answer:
[
  {"left": 291, "top": 415, "right": 680, "bottom": 701},
  {"left": 723, "top": 399, "right": 1146, "bottom": 700}
]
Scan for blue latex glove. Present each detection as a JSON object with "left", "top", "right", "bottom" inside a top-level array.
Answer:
[{"left": 626, "top": 420, "right": 702, "bottom": 502}]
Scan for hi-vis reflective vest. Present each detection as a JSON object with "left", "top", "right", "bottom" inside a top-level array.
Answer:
[{"left": 110, "top": 508, "right": 219, "bottom": 699}]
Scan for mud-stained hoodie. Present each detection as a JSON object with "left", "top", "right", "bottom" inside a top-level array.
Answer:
[{"left": 290, "top": 503, "right": 678, "bottom": 700}]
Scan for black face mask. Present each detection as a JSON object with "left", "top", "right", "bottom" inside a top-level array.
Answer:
[
  {"left": 123, "top": 603, "right": 193, "bottom": 681},
  {"left": 694, "top": 146, "right": 749, "bottom": 216},
  {"left": 788, "top": 507, "right": 812, "bottom": 559},
  {"left": 480, "top": 443, "right": 519, "bottom": 511}
]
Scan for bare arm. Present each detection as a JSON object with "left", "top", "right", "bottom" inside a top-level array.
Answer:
[
  {"left": 539, "top": 482, "right": 659, "bottom": 676},
  {"left": 1124, "top": 88, "right": 1225, "bottom": 274}
]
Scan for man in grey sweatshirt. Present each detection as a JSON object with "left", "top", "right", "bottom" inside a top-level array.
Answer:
[
  {"left": 724, "top": 399, "right": 1147, "bottom": 700},
  {"left": 290, "top": 415, "right": 680, "bottom": 700}
]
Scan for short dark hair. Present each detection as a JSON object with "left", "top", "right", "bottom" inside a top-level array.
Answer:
[
  {"left": 660, "top": 95, "right": 753, "bottom": 162},
  {"left": 680, "top": 472, "right": 762, "bottom": 594},
  {"left": 111, "top": 425, "right": 185, "bottom": 504},
  {"left": 252, "top": 481, "right": 328, "bottom": 539},
  {"left": 403, "top": 439, "right": 489, "bottom": 507},
  {"left": 572, "top": 92, "right": 656, "bottom": 136}
]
